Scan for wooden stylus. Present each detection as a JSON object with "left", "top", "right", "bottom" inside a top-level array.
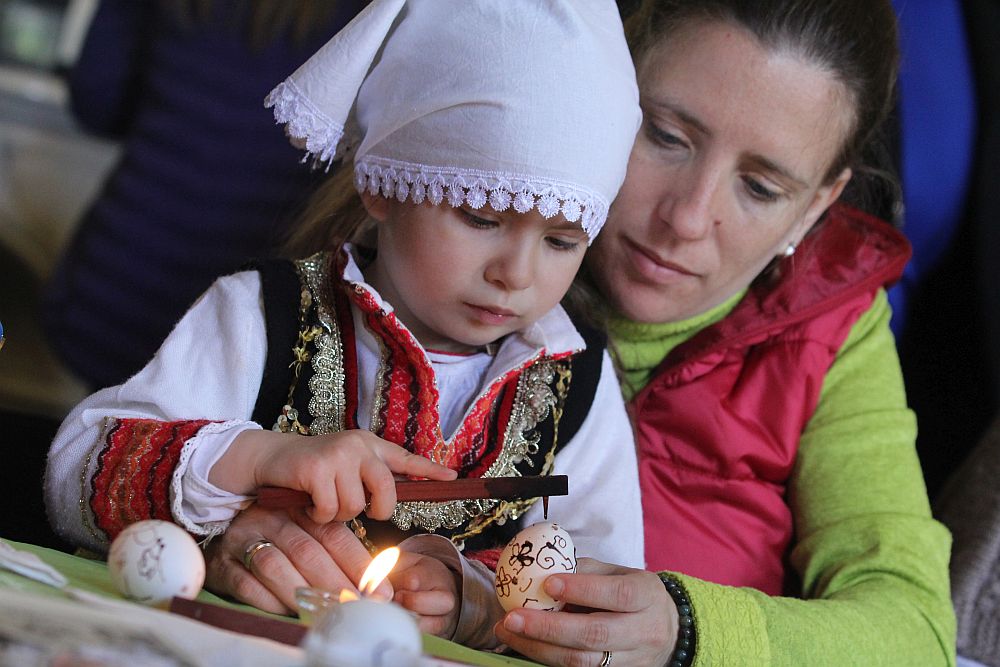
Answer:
[{"left": 256, "top": 475, "right": 568, "bottom": 513}]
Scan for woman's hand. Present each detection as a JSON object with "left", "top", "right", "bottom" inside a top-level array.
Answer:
[
  {"left": 203, "top": 504, "right": 389, "bottom": 615},
  {"left": 494, "top": 558, "right": 678, "bottom": 667},
  {"left": 211, "top": 428, "right": 457, "bottom": 524}
]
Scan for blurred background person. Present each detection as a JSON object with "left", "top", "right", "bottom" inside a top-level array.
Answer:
[
  {"left": 0, "top": 0, "right": 363, "bottom": 549},
  {"left": 887, "top": 0, "right": 1000, "bottom": 501},
  {"left": 41, "top": 0, "right": 366, "bottom": 391}
]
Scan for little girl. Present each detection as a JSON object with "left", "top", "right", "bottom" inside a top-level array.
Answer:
[{"left": 46, "top": 0, "right": 643, "bottom": 646}]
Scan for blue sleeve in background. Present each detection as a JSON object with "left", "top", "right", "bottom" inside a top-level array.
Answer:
[{"left": 888, "top": 0, "right": 977, "bottom": 337}]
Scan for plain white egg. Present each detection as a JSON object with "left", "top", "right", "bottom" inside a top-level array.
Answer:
[
  {"left": 495, "top": 522, "right": 577, "bottom": 612},
  {"left": 107, "top": 520, "right": 206, "bottom": 607},
  {"left": 303, "top": 597, "right": 423, "bottom": 667}
]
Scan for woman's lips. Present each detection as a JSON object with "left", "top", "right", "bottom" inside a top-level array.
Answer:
[{"left": 625, "top": 238, "right": 697, "bottom": 284}]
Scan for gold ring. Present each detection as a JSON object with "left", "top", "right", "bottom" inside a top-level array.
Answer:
[
  {"left": 242, "top": 539, "right": 275, "bottom": 570},
  {"left": 598, "top": 650, "right": 613, "bottom": 666}
]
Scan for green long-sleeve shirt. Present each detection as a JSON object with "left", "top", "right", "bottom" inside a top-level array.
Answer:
[{"left": 611, "top": 289, "right": 956, "bottom": 666}]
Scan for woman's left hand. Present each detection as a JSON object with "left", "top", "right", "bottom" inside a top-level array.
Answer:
[{"left": 493, "top": 558, "right": 678, "bottom": 667}]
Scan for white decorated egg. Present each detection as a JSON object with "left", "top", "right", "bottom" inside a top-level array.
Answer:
[
  {"left": 495, "top": 522, "right": 576, "bottom": 612},
  {"left": 108, "top": 520, "right": 206, "bottom": 606}
]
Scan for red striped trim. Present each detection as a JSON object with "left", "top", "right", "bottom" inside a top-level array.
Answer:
[
  {"left": 466, "top": 379, "right": 517, "bottom": 478},
  {"left": 342, "top": 278, "right": 555, "bottom": 479},
  {"left": 90, "top": 418, "right": 212, "bottom": 541},
  {"left": 352, "top": 287, "right": 445, "bottom": 459},
  {"left": 466, "top": 548, "right": 502, "bottom": 572}
]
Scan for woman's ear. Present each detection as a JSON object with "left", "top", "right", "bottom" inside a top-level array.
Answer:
[
  {"left": 360, "top": 190, "right": 391, "bottom": 223},
  {"left": 793, "top": 167, "right": 853, "bottom": 243}
]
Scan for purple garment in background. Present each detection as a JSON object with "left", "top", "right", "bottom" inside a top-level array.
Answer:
[{"left": 43, "top": 0, "right": 363, "bottom": 390}]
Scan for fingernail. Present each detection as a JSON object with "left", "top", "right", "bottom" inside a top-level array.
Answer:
[
  {"left": 366, "top": 581, "right": 391, "bottom": 601},
  {"left": 545, "top": 576, "right": 564, "bottom": 597},
  {"left": 505, "top": 612, "right": 524, "bottom": 632}
]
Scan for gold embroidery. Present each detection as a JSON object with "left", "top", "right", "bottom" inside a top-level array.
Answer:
[
  {"left": 349, "top": 517, "right": 378, "bottom": 554},
  {"left": 273, "top": 251, "right": 574, "bottom": 542},
  {"left": 448, "top": 362, "right": 570, "bottom": 546},
  {"left": 390, "top": 359, "right": 569, "bottom": 534},
  {"left": 271, "top": 257, "right": 326, "bottom": 435},
  {"left": 301, "top": 255, "right": 348, "bottom": 436},
  {"left": 368, "top": 333, "right": 389, "bottom": 435}
]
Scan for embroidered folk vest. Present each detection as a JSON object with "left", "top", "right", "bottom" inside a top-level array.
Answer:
[{"left": 250, "top": 251, "right": 605, "bottom": 553}]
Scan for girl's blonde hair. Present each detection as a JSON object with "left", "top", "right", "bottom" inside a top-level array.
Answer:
[{"left": 280, "top": 164, "right": 369, "bottom": 259}]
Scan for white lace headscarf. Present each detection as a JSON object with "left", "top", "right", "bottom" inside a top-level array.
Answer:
[{"left": 265, "top": 0, "right": 639, "bottom": 242}]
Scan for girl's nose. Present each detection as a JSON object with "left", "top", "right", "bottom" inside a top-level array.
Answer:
[
  {"left": 486, "top": 242, "right": 535, "bottom": 291},
  {"left": 657, "top": 168, "right": 721, "bottom": 241}
]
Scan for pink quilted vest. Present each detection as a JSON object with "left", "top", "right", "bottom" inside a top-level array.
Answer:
[{"left": 632, "top": 204, "right": 910, "bottom": 594}]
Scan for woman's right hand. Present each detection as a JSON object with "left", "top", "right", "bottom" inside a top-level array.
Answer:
[
  {"left": 494, "top": 558, "right": 679, "bottom": 667},
  {"left": 210, "top": 428, "right": 457, "bottom": 524},
  {"left": 203, "top": 503, "right": 388, "bottom": 615}
]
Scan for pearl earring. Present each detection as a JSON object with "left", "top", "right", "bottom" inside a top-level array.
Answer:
[{"left": 783, "top": 243, "right": 796, "bottom": 257}]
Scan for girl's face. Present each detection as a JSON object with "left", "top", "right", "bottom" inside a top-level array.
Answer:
[
  {"left": 587, "top": 20, "right": 854, "bottom": 324},
  {"left": 363, "top": 196, "right": 589, "bottom": 353}
]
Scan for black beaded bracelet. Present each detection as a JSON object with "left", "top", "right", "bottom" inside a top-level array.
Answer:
[{"left": 658, "top": 573, "right": 696, "bottom": 667}]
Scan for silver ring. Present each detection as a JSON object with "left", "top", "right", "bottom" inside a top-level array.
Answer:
[
  {"left": 598, "top": 650, "right": 613, "bottom": 666},
  {"left": 242, "top": 539, "right": 275, "bottom": 570}
]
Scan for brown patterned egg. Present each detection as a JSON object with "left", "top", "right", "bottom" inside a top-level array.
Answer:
[{"left": 495, "top": 522, "right": 577, "bottom": 612}]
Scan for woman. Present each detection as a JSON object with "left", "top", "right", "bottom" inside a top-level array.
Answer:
[
  {"left": 492, "top": 1, "right": 954, "bottom": 665},
  {"left": 204, "top": 0, "right": 955, "bottom": 664}
]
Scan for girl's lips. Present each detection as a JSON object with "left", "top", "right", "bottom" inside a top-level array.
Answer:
[
  {"left": 625, "top": 238, "right": 697, "bottom": 283},
  {"left": 466, "top": 303, "right": 516, "bottom": 325}
]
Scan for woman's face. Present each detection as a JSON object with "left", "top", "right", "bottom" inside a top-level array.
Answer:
[{"left": 588, "top": 20, "right": 854, "bottom": 323}]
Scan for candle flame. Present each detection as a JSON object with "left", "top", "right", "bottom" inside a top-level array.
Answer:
[
  {"left": 358, "top": 547, "right": 400, "bottom": 596},
  {"left": 338, "top": 589, "right": 359, "bottom": 603}
]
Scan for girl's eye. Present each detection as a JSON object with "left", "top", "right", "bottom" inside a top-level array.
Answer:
[
  {"left": 463, "top": 211, "right": 499, "bottom": 229},
  {"left": 743, "top": 177, "right": 780, "bottom": 203},
  {"left": 546, "top": 236, "right": 582, "bottom": 252}
]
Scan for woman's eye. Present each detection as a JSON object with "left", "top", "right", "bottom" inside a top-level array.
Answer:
[
  {"left": 647, "top": 123, "right": 687, "bottom": 150},
  {"left": 743, "top": 177, "right": 780, "bottom": 203}
]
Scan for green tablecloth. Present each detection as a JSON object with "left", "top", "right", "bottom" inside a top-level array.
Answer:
[{"left": 1, "top": 539, "right": 539, "bottom": 667}]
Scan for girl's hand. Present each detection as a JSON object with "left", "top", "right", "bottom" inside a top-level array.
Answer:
[
  {"left": 493, "top": 558, "right": 678, "bottom": 667},
  {"left": 212, "top": 429, "right": 457, "bottom": 524},
  {"left": 389, "top": 550, "right": 461, "bottom": 638},
  {"left": 203, "top": 504, "right": 390, "bottom": 615}
]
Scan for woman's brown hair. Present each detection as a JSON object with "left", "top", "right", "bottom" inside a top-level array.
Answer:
[{"left": 624, "top": 0, "right": 901, "bottom": 216}]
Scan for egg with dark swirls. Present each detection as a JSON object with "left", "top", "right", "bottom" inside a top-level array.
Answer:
[{"left": 495, "top": 522, "right": 576, "bottom": 612}]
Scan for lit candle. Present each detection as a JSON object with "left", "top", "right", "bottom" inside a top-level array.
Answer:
[{"left": 302, "top": 547, "right": 423, "bottom": 667}]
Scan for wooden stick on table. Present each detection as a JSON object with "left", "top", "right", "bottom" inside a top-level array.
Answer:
[{"left": 169, "top": 597, "right": 306, "bottom": 646}]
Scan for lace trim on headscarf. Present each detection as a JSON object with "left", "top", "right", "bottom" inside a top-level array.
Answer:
[
  {"left": 265, "top": 79, "right": 345, "bottom": 164},
  {"left": 353, "top": 156, "right": 608, "bottom": 242},
  {"left": 266, "top": 79, "right": 609, "bottom": 240}
]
